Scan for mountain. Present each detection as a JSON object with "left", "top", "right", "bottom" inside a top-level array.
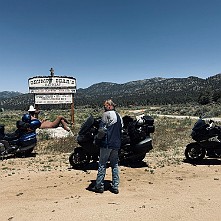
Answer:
[
  {"left": 0, "top": 74, "right": 221, "bottom": 109},
  {"left": 76, "top": 74, "right": 221, "bottom": 106},
  {"left": 0, "top": 91, "right": 23, "bottom": 100}
]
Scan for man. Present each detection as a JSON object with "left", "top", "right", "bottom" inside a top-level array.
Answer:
[
  {"left": 91, "top": 99, "right": 123, "bottom": 194},
  {"left": 28, "top": 105, "right": 70, "bottom": 131}
]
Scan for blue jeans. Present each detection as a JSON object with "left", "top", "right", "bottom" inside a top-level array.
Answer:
[{"left": 95, "top": 148, "right": 119, "bottom": 190}]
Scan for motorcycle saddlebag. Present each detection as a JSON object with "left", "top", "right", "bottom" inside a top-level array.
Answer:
[
  {"left": 128, "top": 122, "right": 143, "bottom": 143},
  {"left": 17, "top": 132, "right": 37, "bottom": 147},
  {"left": 143, "top": 116, "right": 154, "bottom": 126},
  {"left": 134, "top": 137, "right": 153, "bottom": 153},
  {"left": 147, "top": 125, "right": 155, "bottom": 133}
]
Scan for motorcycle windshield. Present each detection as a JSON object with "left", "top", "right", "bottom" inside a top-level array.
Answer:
[{"left": 78, "top": 115, "right": 95, "bottom": 135}]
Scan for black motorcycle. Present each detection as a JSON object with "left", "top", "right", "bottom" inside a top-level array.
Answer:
[
  {"left": 69, "top": 114, "right": 155, "bottom": 168},
  {"left": 0, "top": 117, "right": 41, "bottom": 159},
  {"left": 185, "top": 117, "right": 221, "bottom": 163}
]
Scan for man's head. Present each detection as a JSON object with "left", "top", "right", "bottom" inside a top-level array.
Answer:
[{"left": 103, "top": 99, "right": 116, "bottom": 111}]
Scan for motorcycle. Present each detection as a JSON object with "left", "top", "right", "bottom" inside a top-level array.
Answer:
[
  {"left": 185, "top": 117, "right": 221, "bottom": 163},
  {"left": 69, "top": 114, "right": 155, "bottom": 169},
  {"left": 0, "top": 114, "right": 41, "bottom": 159}
]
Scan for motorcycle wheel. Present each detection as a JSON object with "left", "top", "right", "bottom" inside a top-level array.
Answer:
[
  {"left": 69, "top": 147, "right": 91, "bottom": 169},
  {"left": 185, "top": 143, "right": 206, "bottom": 163}
]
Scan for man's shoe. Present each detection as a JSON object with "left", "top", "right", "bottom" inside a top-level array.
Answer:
[
  {"left": 109, "top": 187, "right": 119, "bottom": 194},
  {"left": 91, "top": 186, "right": 104, "bottom": 193}
]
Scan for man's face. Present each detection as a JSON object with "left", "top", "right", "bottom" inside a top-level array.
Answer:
[{"left": 104, "top": 103, "right": 112, "bottom": 111}]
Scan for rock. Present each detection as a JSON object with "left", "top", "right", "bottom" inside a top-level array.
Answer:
[{"left": 36, "top": 127, "right": 74, "bottom": 138}]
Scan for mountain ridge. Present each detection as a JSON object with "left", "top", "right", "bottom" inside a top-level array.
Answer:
[{"left": 0, "top": 74, "right": 221, "bottom": 109}]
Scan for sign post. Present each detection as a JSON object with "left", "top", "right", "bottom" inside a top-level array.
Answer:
[
  {"left": 71, "top": 95, "right": 74, "bottom": 125},
  {"left": 28, "top": 68, "right": 77, "bottom": 126}
]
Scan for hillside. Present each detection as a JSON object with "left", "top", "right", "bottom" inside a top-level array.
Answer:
[
  {"left": 0, "top": 91, "right": 23, "bottom": 100},
  {"left": 76, "top": 73, "right": 221, "bottom": 106},
  {"left": 0, "top": 74, "right": 221, "bottom": 109}
]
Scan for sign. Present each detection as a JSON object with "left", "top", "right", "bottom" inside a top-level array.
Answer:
[
  {"left": 28, "top": 70, "right": 76, "bottom": 124},
  {"left": 28, "top": 76, "right": 76, "bottom": 94},
  {"left": 35, "top": 94, "right": 73, "bottom": 104},
  {"left": 29, "top": 88, "right": 76, "bottom": 94}
]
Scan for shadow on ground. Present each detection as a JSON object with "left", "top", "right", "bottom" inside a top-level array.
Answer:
[
  {"left": 86, "top": 180, "right": 112, "bottom": 193},
  {"left": 183, "top": 158, "right": 221, "bottom": 166},
  {"left": 69, "top": 160, "right": 149, "bottom": 171},
  {"left": 1, "top": 152, "right": 37, "bottom": 160}
]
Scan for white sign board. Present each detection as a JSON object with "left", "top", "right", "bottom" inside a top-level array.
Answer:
[
  {"left": 35, "top": 94, "right": 73, "bottom": 104},
  {"left": 28, "top": 76, "right": 76, "bottom": 94},
  {"left": 29, "top": 88, "right": 76, "bottom": 94}
]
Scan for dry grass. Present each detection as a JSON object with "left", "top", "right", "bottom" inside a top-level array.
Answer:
[
  {"left": 0, "top": 104, "right": 220, "bottom": 167},
  {"left": 35, "top": 108, "right": 197, "bottom": 169}
]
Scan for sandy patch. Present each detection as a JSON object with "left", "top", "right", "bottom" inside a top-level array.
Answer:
[{"left": 0, "top": 152, "right": 221, "bottom": 221}]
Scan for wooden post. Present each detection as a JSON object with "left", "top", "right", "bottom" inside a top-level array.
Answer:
[
  {"left": 71, "top": 95, "right": 74, "bottom": 127},
  {"left": 33, "top": 95, "right": 39, "bottom": 119},
  {"left": 34, "top": 103, "right": 40, "bottom": 119}
]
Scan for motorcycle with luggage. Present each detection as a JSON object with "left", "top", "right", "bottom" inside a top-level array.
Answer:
[
  {"left": 69, "top": 114, "right": 155, "bottom": 169},
  {"left": 185, "top": 117, "right": 221, "bottom": 163},
  {"left": 0, "top": 114, "right": 41, "bottom": 159}
]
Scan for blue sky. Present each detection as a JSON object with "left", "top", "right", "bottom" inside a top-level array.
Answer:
[{"left": 0, "top": 0, "right": 221, "bottom": 93}]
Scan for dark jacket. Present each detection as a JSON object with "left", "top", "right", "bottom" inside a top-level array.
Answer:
[{"left": 98, "top": 110, "right": 123, "bottom": 150}]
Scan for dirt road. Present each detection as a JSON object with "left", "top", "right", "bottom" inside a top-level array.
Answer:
[
  {"left": 156, "top": 114, "right": 221, "bottom": 122},
  {"left": 0, "top": 153, "right": 221, "bottom": 221}
]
